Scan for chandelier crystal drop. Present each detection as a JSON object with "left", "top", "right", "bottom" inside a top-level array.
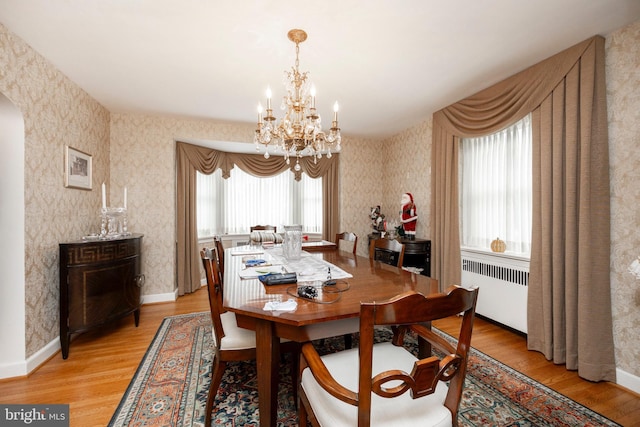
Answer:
[{"left": 254, "top": 29, "right": 341, "bottom": 166}]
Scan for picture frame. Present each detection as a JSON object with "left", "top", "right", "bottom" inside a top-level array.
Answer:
[{"left": 64, "top": 146, "right": 92, "bottom": 190}]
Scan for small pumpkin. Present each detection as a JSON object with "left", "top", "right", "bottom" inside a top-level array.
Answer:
[{"left": 491, "top": 237, "right": 506, "bottom": 253}]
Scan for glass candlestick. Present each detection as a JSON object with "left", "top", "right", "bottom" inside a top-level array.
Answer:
[
  {"left": 100, "top": 207, "right": 130, "bottom": 239},
  {"left": 100, "top": 208, "right": 108, "bottom": 238}
]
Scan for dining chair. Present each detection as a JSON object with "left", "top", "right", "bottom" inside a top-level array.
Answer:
[
  {"left": 369, "top": 237, "right": 405, "bottom": 267},
  {"left": 250, "top": 225, "right": 277, "bottom": 232},
  {"left": 200, "top": 248, "right": 298, "bottom": 427},
  {"left": 213, "top": 236, "right": 225, "bottom": 284},
  {"left": 249, "top": 227, "right": 283, "bottom": 246},
  {"left": 327, "top": 231, "right": 358, "bottom": 349},
  {"left": 335, "top": 232, "right": 358, "bottom": 254},
  {"left": 298, "top": 285, "right": 479, "bottom": 427}
]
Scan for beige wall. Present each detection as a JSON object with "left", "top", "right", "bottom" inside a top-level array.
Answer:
[
  {"left": 605, "top": 20, "right": 640, "bottom": 379},
  {"left": 1, "top": 18, "right": 638, "bottom": 382},
  {"left": 337, "top": 118, "right": 432, "bottom": 257},
  {"left": 336, "top": 135, "right": 385, "bottom": 256},
  {"left": 110, "top": 115, "right": 258, "bottom": 295},
  {"left": 0, "top": 23, "right": 110, "bottom": 357},
  {"left": 381, "top": 119, "right": 432, "bottom": 241}
]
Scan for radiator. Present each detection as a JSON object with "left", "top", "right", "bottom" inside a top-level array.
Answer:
[
  {"left": 219, "top": 234, "right": 250, "bottom": 247},
  {"left": 461, "top": 250, "right": 529, "bottom": 334}
]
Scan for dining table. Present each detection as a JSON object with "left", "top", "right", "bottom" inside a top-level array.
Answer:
[{"left": 223, "top": 244, "right": 439, "bottom": 427}]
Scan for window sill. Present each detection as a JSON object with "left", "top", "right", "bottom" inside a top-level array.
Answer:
[{"left": 461, "top": 247, "right": 530, "bottom": 262}]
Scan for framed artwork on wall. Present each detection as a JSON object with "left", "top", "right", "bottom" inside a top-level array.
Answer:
[{"left": 64, "top": 146, "right": 92, "bottom": 190}]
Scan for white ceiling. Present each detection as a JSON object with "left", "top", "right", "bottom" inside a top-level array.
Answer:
[{"left": 1, "top": 0, "right": 639, "bottom": 139}]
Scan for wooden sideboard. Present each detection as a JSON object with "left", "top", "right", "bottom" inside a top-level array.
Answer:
[
  {"left": 368, "top": 234, "right": 431, "bottom": 276},
  {"left": 59, "top": 234, "right": 144, "bottom": 359}
]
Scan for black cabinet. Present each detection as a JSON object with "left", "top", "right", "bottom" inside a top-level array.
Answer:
[
  {"left": 59, "top": 234, "right": 144, "bottom": 359},
  {"left": 368, "top": 234, "right": 431, "bottom": 276},
  {"left": 398, "top": 237, "right": 431, "bottom": 276}
]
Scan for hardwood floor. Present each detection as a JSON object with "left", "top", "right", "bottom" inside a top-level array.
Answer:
[
  {"left": 433, "top": 315, "right": 640, "bottom": 427},
  {"left": 1, "top": 287, "right": 638, "bottom": 427}
]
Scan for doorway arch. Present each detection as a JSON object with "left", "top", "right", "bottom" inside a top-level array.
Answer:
[{"left": 0, "top": 92, "right": 26, "bottom": 377}]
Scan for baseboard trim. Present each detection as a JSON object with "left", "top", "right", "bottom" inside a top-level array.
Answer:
[
  {"left": 0, "top": 337, "right": 59, "bottom": 380},
  {"left": 0, "top": 291, "right": 179, "bottom": 380},
  {"left": 141, "top": 290, "right": 178, "bottom": 304},
  {"left": 616, "top": 367, "right": 640, "bottom": 394}
]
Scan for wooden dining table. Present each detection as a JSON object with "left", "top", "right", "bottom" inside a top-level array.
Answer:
[{"left": 223, "top": 246, "right": 439, "bottom": 427}]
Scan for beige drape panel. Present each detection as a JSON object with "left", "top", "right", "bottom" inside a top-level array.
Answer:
[
  {"left": 431, "top": 36, "right": 614, "bottom": 381},
  {"left": 176, "top": 141, "right": 340, "bottom": 295}
]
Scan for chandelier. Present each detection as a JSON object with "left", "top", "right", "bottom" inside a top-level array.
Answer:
[{"left": 254, "top": 29, "right": 341, "bottom": 170}]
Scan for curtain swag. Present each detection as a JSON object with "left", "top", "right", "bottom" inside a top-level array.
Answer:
[
  {"left": 430, "top": 35, "right": 614, "bottom": 382},
  {"left": 176, "top": 141, "right": 335, "bottom": 181}
]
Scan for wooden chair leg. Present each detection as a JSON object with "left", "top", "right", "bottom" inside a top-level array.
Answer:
[
  {"left": 205, "top": 359, "right": 226, "bottom": 427},
  {"left": 343, "top": 333, "right": 353, "bottom": 349},
  {"left": 298, "top": 391, "right": 308, "bottom": 427},
  {"left": 290, "top": 343, "right": 300, "bottom": 407},
  {"left": 298, "top": 370, "right": 309, "bottom": 426}
]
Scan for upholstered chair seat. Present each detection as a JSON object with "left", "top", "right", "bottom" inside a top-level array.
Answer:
[
  {"left": 301, "top": 342, "right": 451, "bottom": 427},
  {"left": 217, "top": 311, "right": 257, "bottom": 350}
]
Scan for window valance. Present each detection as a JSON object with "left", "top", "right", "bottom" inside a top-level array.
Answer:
[
  {"left": 433, "top": 36, "right": 599, "bottom": 137},
  {"left": 176, "top": 141, "right": 337, "bottom": 181}
]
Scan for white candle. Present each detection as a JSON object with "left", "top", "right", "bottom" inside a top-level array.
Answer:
[
  {"left": 310, "top": 85, "right": 316, "bottom": 108},
  {"left": 124, "top": 186, "right": 127, "bottom": 209},
  {"left": 266, "top": 86, "right": 272, "bottom": 110},
  {"left": 101, "top": 183, "right": 106, "bottom": 209}
]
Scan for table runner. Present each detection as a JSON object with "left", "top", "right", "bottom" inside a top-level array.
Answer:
[{"left": 236, "top": 247, "right": 352, "bottom": 281}]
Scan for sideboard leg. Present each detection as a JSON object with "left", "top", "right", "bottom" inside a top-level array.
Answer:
[{"left": 61, "top": 332, "right": 70, "bottom": 360}]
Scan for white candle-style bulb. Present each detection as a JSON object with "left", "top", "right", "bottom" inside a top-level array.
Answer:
[
  {"left": 310, "top": 85, "right": 316, "bottom": 108},
  {"left": 124, "top": 186, "right": 127, "bottom": 209},
  {"left": 333, "top": 101, "right": 339, "bottom": 121},
  {"left": 101, "top": 182, "right": 106, "bottom": 209},
  {"left": 629, "top": 258, "right": 640, "bottom": 279},
  {"left": 266, "top": 87, "right": 272, "bottom": 109},
  {"left": 257, "top": 103, "right": 263, "bottom": 123}
]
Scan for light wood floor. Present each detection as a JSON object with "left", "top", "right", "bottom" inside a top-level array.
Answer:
[{"left": 1, "top": 287, "right": 638, "bottom": 427}]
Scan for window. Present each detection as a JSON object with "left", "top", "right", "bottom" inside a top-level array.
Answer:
[
  {"left": 460, "top": 114, "right": 532, "bottom": 255},
  {"left": 197, "top": 167, "right": 322, "bottom": 237}
]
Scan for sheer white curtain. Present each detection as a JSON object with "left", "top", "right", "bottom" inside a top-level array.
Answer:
[
  {"left": 197, "top": 167, "right": 322, "bottom": 236},
  {"left": 460, "top": 114, "right": 532, "bottom": 255}
]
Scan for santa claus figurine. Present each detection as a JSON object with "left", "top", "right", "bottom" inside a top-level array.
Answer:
[{"left": 400, "top": 193, "right": 417, "bottom": 239}]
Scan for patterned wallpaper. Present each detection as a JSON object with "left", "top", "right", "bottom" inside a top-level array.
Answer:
[
  {"left": 109, "top": 115, "right": 265, "bottom": 295},
  {"left": 605, "top": 20, "right": 640, "bottom": 377},
  {"left": 381, "top": 119, "right": 432, "bottom": 241},
  {"left": 1, "top": 19, "right": 638, "bottom": 381},
  {"left": 337, "top": 135, "right": 385, "bottom": 256},
  {"left": 338, "top": 118, "right": 432, "bottom": 257},
  {"left": 0, "top": 23, "right": 111, "bottom": 357}
]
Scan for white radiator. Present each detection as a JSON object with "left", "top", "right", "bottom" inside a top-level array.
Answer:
[
  {"left": 461, "top": 250, "right": 529, "bottom": 334},
  {"left": 219, "top": 234, "right": 251, "bottom": 248}
]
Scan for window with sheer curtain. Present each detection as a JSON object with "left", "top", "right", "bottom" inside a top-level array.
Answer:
[
  {"left": 197, "top": 167, "right": 322, "bottom": 237},
  {"left": 460, "top": 114, "right": 532, "bottom": 256}
]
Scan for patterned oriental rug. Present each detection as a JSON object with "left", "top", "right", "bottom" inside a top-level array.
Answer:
[{"left": 109, "top": 312, "right": 621, "bottom": 427}]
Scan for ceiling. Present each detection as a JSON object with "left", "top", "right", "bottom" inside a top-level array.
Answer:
[{"left": 1, "top": 0, "right": 639, "bottom": 139}]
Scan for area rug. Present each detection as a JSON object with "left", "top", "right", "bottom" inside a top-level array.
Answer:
[{"left": 109, "top": 312, "right": 621, "bottom": 427}]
